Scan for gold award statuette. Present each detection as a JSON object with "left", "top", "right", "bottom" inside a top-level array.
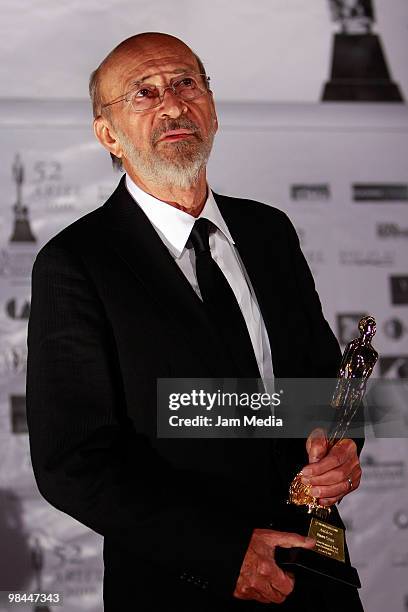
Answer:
[{"left": 276, "top": 316, "right": 378, "bottom": 587}]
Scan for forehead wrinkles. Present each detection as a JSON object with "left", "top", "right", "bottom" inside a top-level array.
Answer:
[
  {"left": 101, "top": 44, "right": 198, "bottom": 101},
  {"left": 125, "top": 57, "right": 197, "bottom": 86}
]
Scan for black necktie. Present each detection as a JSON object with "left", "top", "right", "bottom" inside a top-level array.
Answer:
[{"left": 188, "top": 218, "right": 260, "bottom": 378}]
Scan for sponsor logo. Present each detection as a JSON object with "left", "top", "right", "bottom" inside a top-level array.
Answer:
[
  {"left": 390, "top": 276, "right": 408, "bottom": 305},
  {"left": 290, "top": 184, "right": 331, "bottom": 202},
  {"left": 379, "top": 356, "right": 408, "bottom": 378},
  {"left": 383, "top": 317, "right": 407, "bottom": 340},
  {"left": 360, "top": 453, "right": 405, "bottom": 489},
  {"left": 353, "top": 183, "right": 408, "bottom": 202},
  {"left": 10, "top": 395, "right": 28, "bottom": 434},
  {"left": 377, "top": 223, "right": 408, "bottom": 238},
  {"left": 5, "top": 298, "right": 30, "bottom": 320},
  {"left": 339, "top": 250, "right": 394, "bottom": 266},
  {"left": 337, "top": 313, "right": 367, "bottom": 345}
]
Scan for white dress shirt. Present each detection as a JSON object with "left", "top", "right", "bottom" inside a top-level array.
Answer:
[{"left": 125, "top": 174, "right": 274, "bottom": 383}]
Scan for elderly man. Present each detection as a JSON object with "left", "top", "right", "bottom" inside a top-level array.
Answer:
[{"left": 26, "top": 33, "right": 363, "bottom": 611}]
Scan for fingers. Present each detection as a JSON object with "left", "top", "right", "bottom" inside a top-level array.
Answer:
[
  {"left": 300, "top": 439, "right": 361, "bottom": 503},
  {"left": 302, "top": 460, "right": 359, "bottom": 487},
  {"left": 308, "top": 478, "right": 353, "bottom": 500},
  {"left": 242, "top": 547, "right": 295, "bottom": 596},
  {"left": 234, "top": 529, "right": 307, "bottom": 604},
  {"left": 302, "top": 439, "right": 357, "bottom": 478},
  {"left": 319, "top": 495, "right": 344, "bottom": 506},
  {"left": 303, "top": 468, "right": 362, "bottom": 506},
  {"left": 306, "top": 428, "right": 328, "bottom": 463},
  {"left": 257, "top": 558, "right": 295, "bottom": 596}
]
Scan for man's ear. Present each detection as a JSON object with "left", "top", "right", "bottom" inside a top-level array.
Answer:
[{"left": 93, "top": 116, "right": 123, "bottom": 160}]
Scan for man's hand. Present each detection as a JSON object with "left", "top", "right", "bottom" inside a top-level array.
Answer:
[
  {"left": 233, "top": 529, "right": 315, "bottom": 604},
  {"left": 301, "top": 428, "right": 362, "bottom": 506}
]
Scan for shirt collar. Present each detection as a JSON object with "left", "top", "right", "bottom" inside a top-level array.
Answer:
[{"left": 125, "top": 173, "right": 235, "bottom": 258}]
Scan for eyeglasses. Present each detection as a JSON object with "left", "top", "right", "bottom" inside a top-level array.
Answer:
[{"left": 101, "top": 73, "right": 211, "bottom": 113}]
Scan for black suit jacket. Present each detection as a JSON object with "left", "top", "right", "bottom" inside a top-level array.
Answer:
[{"left": 26, "top": 176, "right": 362, "bottom": 611}]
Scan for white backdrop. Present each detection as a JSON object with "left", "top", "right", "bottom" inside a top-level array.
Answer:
[{"left": 0, "top": 2, "right": 408, "bottom": 611}]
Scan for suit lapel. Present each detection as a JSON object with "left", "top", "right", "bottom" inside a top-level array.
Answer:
[
  {"left": 98, "top": 179, "right": 299, "bottom": 376},
  {"left": 99, "top": 177, "right": 231, "bottom": 374},
  {"left": 214, "top": 192, "right": 292, "bottom": 376}
]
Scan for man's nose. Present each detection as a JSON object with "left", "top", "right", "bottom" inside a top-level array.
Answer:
[{"left": 158, "top": 87, "right": 186, "bottom": 119}]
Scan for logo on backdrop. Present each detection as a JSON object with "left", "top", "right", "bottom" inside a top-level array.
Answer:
[
  {"left": 337, "top": 313, "right": 367, "bottom": 345},
  {"left": 339, "top": 250, "right": 394, "bottom": 266},
  {"left": 25, "top": 531, "right": 103, "bottom": 600},
  {"left": 10, "top": 395, "right": 28, "bottom": 434},
  {"left": 377, "top": 223, "right": 408, "bottom": 238},
  {"left": 5, "top": 298, "right": 30, "bottom": 320},
  {"left": 32, "top": 159, "right": 81, "bottom": 210},
  {"left": 0, "top": 155, "right": 38, "bottom": 281},
  {"left": 353, "top": 184, "right": 408, "bottom": 202},
  {"left": 390, "top": 276, "right": 408, "bottom": 305},
  {"left": 290, "top": 184, "right": 331, "bottom": 202},
  {"left": 9, "top": 154, "right": 37, "bottom": 243},
  {"left": 383, "top": 317, "right": 407, "bottom": 340},
  {"left": 379, "top": 356, "right": 408, "bottom": 378}
]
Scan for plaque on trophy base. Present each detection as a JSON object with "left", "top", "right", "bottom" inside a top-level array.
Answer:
[
  {"left": 275, "top": 508, "right": 360, "bottom": 587},
  {"left": 275, "top": 316, "right": 378, "bottom": 588}
]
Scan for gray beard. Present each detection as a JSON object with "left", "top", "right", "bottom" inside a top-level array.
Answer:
[{"left": 115, "top": 124, "right": 215, "bottom": 190}]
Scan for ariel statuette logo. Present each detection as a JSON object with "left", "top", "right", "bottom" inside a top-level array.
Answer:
[{"left": 9, "top": 154, "right": 37, "bottom": 244}]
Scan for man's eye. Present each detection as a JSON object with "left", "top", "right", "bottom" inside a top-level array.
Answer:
[
  {"left": 134, "top": 87, "right": 157, "bottom": 98},
  {"left": 177, "top": 77, "right": 196, "bottom": 88}
]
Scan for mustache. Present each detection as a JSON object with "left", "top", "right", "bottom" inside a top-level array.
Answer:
[{"left": 152, "top": 118, "right": 201, "bottom": 144}]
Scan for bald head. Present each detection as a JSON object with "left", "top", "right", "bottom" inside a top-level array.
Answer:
[{"left": 89, "top": 32, "right": 207, "bottom": 118}]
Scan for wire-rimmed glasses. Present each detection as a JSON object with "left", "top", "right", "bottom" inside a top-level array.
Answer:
[{"left": 101, "top": 73, "right": 211, "bottom": 113}]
